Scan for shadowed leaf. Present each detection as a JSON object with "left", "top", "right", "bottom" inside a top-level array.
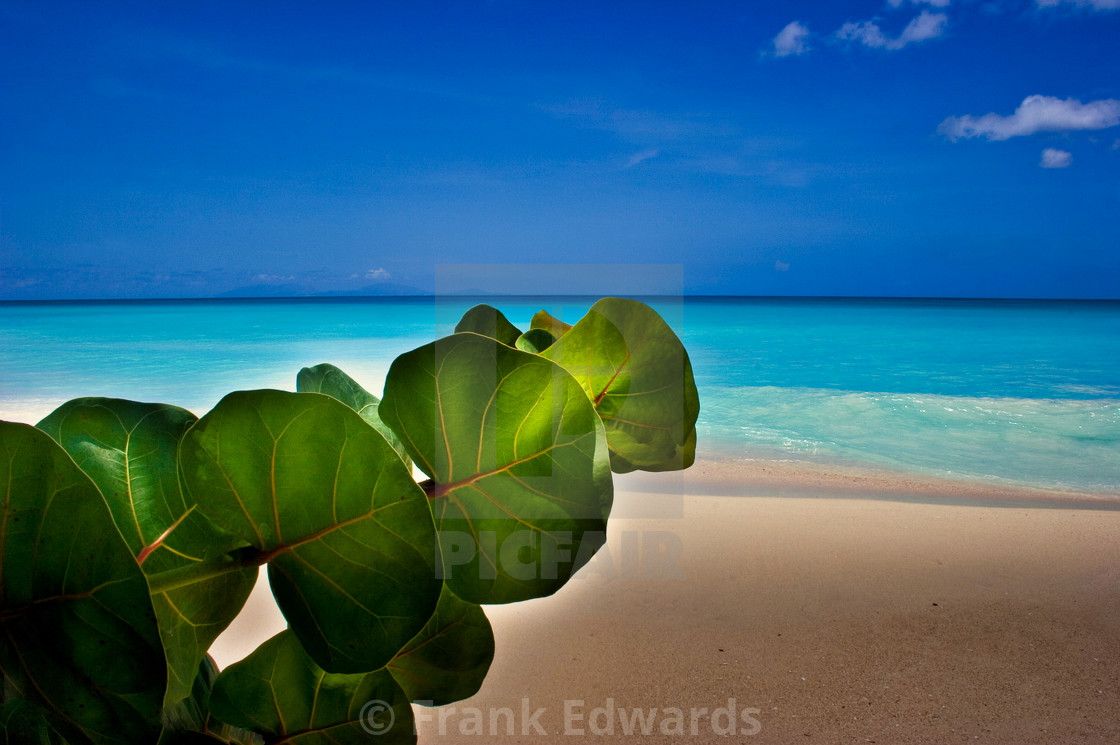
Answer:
[
  {"left": 209, "top": 631, "right": 415, "bottom": 745},
  {"left": 387, "top": 584, "right": 494, "bottom": 706},
  {"left": 159, "top": 656, "right": 260, "bottom": 744},
  {"left": 296, "top": 363, "right": 412, "bottom": 469},
  {"left": 0, "top": 422, "right": 166, "bottom": 744},
  {"left": 454, "top": 304, "right": 522, "bottom": 346},
  {"left": 157, "top": 733, "right": 238, "bottom": 745},
  {"left": 1, "top": 680, "right": 80, "bottom": 745},
  {"left": 179, "top": 390, "right": 441, "bottom": 674},
  {"left": 515, "top": 328, "right": 556, "bottom": 354},
  {"left": 380, "top": 333, "right": 612, "bottom": 604},
  {"left": 36, "top": 399, "right": 256, "bottom": 707},
  {"left": 542, "top": 297, "right": 699, "bottom": 472}
]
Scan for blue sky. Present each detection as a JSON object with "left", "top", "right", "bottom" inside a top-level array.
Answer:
[{"left": 1, "top": 0, "right": 1118, "bottom": 299}]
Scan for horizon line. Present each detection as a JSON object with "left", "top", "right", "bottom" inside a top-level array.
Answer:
[{"left": 3, "top": 293, "right": 1119, "bottom": 305}]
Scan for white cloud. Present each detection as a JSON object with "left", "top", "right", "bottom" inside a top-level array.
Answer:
[
  {"left": 625, "top": 148, "right": 661, "bottom": 167},
  {"left": 889, "top": 0, "right": 951, "bottom": 7},
  {"left": 773, "top": 21, "right": 811, "bottom": 57},
  {"left": 365, "top": 268, "right": 391, "bottom": 281},
  {"left": 899, "top": 11, "right": 950, "bottom": 42},
  {"left": 836, "top": 11, "right": 948, "bottom": 50},
  {"left": 939, "top": 95, "right": 1120, "bottom": 141},
  {"left": 1040, "top": 148, "right": 1073, "bottom": 168},
  {"left": 1036, "top": 0, "right": 1120, "bottom": 10},
  {"left": 837, "top": 20, "right": 889, "bottom": 48}
]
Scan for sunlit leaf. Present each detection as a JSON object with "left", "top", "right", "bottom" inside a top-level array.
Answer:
[
  {"left": 454, "top": 304, "right": 522, "bottom": 346},
  {"left": 380, "top": 333, "right": 612, "bottom": 604},
  {"left": 209, "top": 631, "right": 415, "bottom": 745},
  {"left": 0, "top": 422, "right": 166, "bottom": 744},
  {"left": 37, "top": 399, "right": 256, "bottom": 707},
  {"left": 296, "top": 363, "right": 412, "bottom": 469},
  {"left": 179, "top": 390, "right": 441, "bottom": 674},
  {"left": 542, "top": 297, "right": 699, "bottom": 472},
  {"left": 387, "top": 584, "right": 494, "bottom": 706},
  {"left": 529, "top": 309, "right": 571, "bottom": 338}
]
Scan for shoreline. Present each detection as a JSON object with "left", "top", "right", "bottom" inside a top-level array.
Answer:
[
  {"left": 620, "top": 453, "right": 1120, "bottom": 510},
  {"left": 3, "top": 403, "right": 1114, "bottom": 510}
]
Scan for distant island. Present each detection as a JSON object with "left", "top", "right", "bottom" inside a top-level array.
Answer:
[{"left": 216, "top": 281, "right": 432, "bottom": 298}]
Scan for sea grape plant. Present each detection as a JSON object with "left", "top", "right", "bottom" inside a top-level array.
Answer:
[{"left": 0, "top": 297, "right": 698, "bottom": 744}]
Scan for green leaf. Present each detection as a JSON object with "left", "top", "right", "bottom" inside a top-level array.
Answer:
[
  {"left": 157, "top": 732, "right": 240, "bottom": 745},
  {"left": 1, "top": 678, "right": 79, "bottom": 745},
  {"left": 542, "top": 297, "right": 699, "bottom": 472},
  {"left": 160, "top": 656, "right": 261, "bottom": 745},
  {"left": 296, "top": 363, "right": 412, "bottom": 469},
  {"left": 387, "top": 584, "right": 494, "bottom": 706},
  {"left": 0, "top": 422, "right": 166, "bottom": 744},
  {"left": 380, "top": 333, "right": 612, "bottom": 604},
  {"left": 514, "top": 328, "right": 556, "bottom": 354},
  {"left": 179, "top": 390, "right": 441, "bottom": 674},
  {"left": 36, "top": 398, "right": 257, "bottom": 707},
  {"left": 160, "top": 656, "right": 215, "bottom": 735},
  {"left": 529, "top": 309, "right": 572, "bottom": 338},
  {"left": 454, "top": 304, "right": 522, "bottom": 347},
  {"left": 209, "top": 631, "right": 415, "bottom": 745}
]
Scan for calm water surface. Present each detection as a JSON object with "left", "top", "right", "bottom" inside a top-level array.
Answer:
[{"left": 2, "top": 296, "right": 1117, "bottom": 495}]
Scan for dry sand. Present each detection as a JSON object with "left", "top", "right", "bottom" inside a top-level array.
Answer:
[
  {"left": 417, "top": 461, "right": 1120, "bottom": 744},
  {"left": 207, "top": 457, "right": 1120, "bottom": 743}
]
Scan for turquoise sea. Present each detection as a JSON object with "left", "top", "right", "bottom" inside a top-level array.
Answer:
[{"left": 2, "top": 296, "right": 1118, "bottom": 498}]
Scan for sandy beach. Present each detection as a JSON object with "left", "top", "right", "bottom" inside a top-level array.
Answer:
[{"left": 411, "top": 461, "right": 1120, "bottom": 744}]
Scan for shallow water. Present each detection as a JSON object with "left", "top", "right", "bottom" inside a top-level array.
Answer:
[
  {"left": 682, "top": 298, "right": 1120, "bottom": 494},
  {"left": 2, "top": 296, "right": 1117, "bottom": 496}
]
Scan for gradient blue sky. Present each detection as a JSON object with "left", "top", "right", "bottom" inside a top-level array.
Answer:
[{"left": 2, "top": 0, "right": 1118, "bottom": 299}]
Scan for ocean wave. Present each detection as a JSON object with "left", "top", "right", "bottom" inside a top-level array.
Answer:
[{"left": 698, "top": 385, "right": 1120, "bottom": 494}]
